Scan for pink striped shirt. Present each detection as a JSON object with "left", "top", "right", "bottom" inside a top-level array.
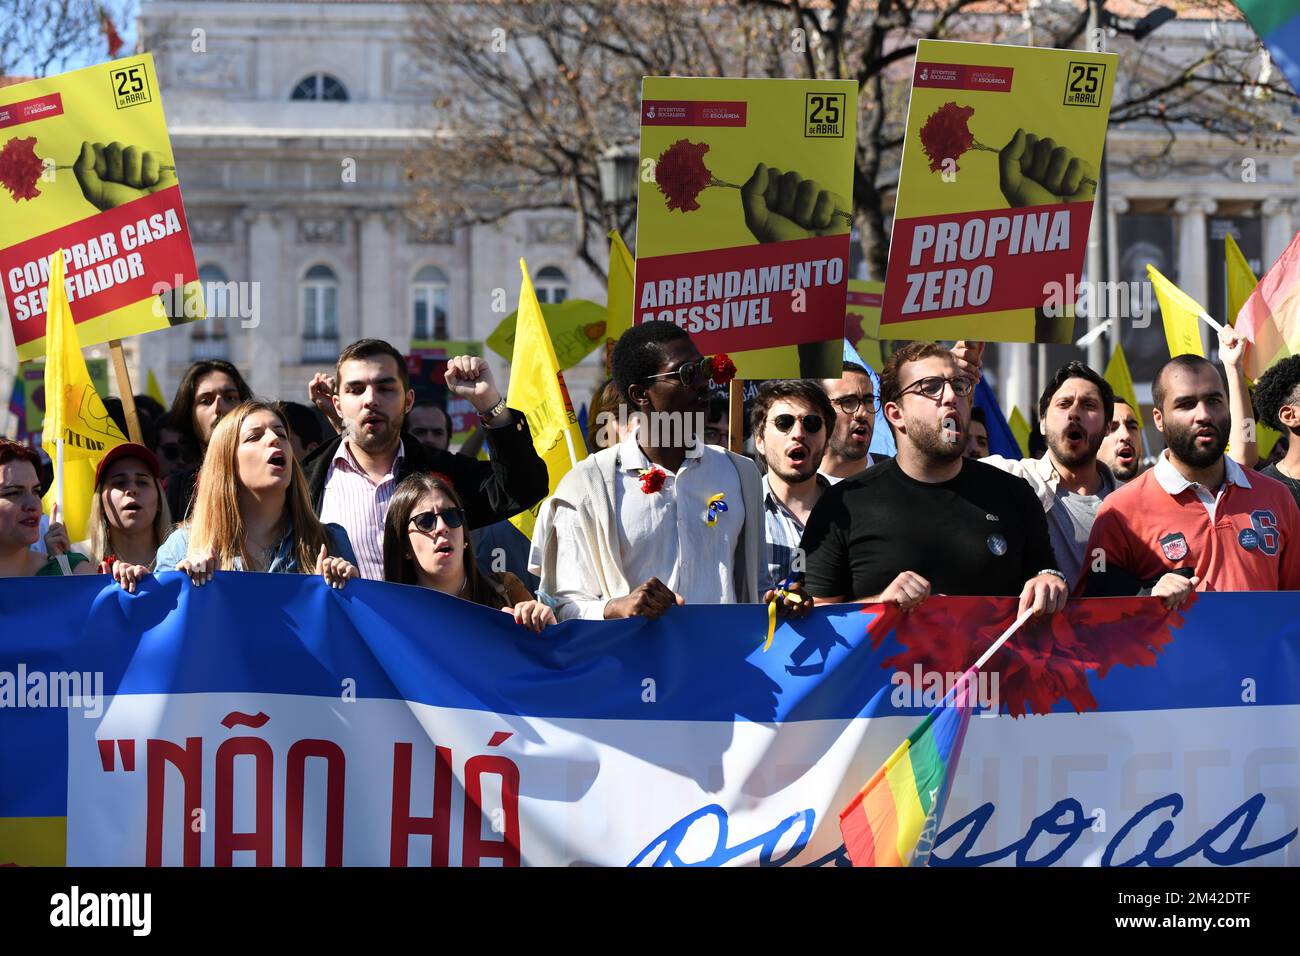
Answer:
[{"left": 319, "top": 439, "right": 405, "bottom": 581}]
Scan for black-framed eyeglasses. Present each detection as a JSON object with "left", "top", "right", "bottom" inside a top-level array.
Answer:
[
  {"left": 899, "top": 376, "right": 974, "bottom": 401},
  {"left": 830, "top": 394, "right": 880, "bottom": 415},
  {"left": 410, "top": 508, "right": 466, "bottom": 532},
  {"left": 770, "top": 413, "right": 824, "bottom": 435},
  {"left": 644, "top": 356, "right": 714, "bottom": 390}
]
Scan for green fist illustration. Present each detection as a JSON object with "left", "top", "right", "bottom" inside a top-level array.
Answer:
[
  {"left": 740, "top": 163, "right": 851, "bottom": 243},
  {"left": 73, "top": 141, "right": 177, "bottom": 212},
  {"left": 998, "top": 129, "right": 1096, "bottom": 207}
]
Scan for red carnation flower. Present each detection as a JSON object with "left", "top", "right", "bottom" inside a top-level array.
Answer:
[
  {"left": 919, "top": 102, "right": 976, "bottom": 174},
  {"left": 655, "top": 139, "right": 714, "bottom": 212},
  {"left": 638, "top": 466, "right": 667, "bottom": 494},
  {"left": 709, "top": 353, "right": 737, "bottom": 386},
  {"left": 0, "top": 137, "right": 45, "bottom": 202},
  {"left": 870, "top": 595, "right": 1185, "bottom": 718}
]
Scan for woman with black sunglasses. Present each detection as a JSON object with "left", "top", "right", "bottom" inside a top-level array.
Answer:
[{"left": 382, "top": 471, "right": 556, "bottom": 632}]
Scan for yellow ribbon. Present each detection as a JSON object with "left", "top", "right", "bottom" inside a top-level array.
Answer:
[{"left": 763, "top": 587, "right": 804, "bottom": 652}]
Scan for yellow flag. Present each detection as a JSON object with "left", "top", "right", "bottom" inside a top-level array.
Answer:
[
  {"left": 41, "top": 249, "right": 126, "bottom": 541},
  {"left": 146, "top": 368, "right": 166, "bottom": 407},
  {"left": 507, "top": 259, "right": 588, "bottom": 541},
  {"left": 1257, "top": 423, "right": 1283, "bottom": 461},
  {"left": 1147, "top": 264, "right": 1207, "bottom": 359},
  {"left": 606, "top": 231, "right": 635, "bottom": 373},
  {"left": 1103, "top": 342, "right": 1143, "bottom": 429},
  {"left": 1225, "top": 233, "right": 1258, "bottom": 329},
  {"left": 1009, "top": 406, "right": 1031, "bottom": 459}
]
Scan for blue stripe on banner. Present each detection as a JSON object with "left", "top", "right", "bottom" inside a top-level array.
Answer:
[{"left": 1, "top": 577, "right": 1299, "bottom": 736}]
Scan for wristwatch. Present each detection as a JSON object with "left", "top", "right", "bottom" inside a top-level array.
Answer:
[{"left": 479, "top": 397, "right": 509, "bottom": 424}]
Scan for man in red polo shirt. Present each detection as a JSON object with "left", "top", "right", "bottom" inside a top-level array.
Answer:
[{"left": 1079, "top": 354, "right": 1300, "bottom": 606}]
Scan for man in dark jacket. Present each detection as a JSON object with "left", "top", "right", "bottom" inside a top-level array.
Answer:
[{"left": 302, "top": 338, "right": 548, "bottom": 579}]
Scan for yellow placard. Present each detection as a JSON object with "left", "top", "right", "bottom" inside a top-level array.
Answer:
[
  {"left": 0, "top": 54, "right": 204, "bottom": 361},
  {"left": 634, "top": 77, "right": 857, "bottom": 379},
  {"left": 845, "top": 279, "right": 887, "bottom": 373},
  {"left": 881, "top": 41, "right": 1115, "bottom": 343}
]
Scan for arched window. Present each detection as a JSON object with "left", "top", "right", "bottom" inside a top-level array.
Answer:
[
  {"left": 191, "top": 265, "right": 229, "bottom": 359},
  {"left": 411, "top": 265, "right": 450, "bottom": 340},
  {"left": 302, "top": 264, "right": 339, "bottom": 361},
  {"left": 290, "top": 74, "right": 349, "bottom": 102},
  {"left": 535, "top": 266, "right": 568, "bottom": 304}
]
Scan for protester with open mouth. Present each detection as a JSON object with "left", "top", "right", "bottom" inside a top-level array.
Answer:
[
  {"left": 801, "top": 342, "right": 1067, "bottom": 619},
  {"left": 972, "top": 356, "right": 1120, "bottom": 590},
  {"left": 305, "top": 338, "right": 549, "bottom": 581},
  {"left": 383, "top": 471, "right": 555, "bottom": 631},
  {"left": 0, "top": 439, "right": 95, "bottom": 577},
  {"left": 1098, "top": 397, "right": 1145, "bottom": 482},
  {"left": 154, "top": 401, "right": 359, "bottom": 588},
  {"left": 1081, "top": 351, "right": 1300, "bottom": 605},
  {"left": 818, "top": 360, "right": 884, "bottom": 482},
  {"left": 750, "top": 379, "right": 835, "bottom": 594},
  {"left": 80, "top": 442, "right": 173, "bottom": 593}
]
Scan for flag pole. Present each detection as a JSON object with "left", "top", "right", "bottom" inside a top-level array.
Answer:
[
  {"left": 53, "top": 438, "right": 70, "bottom": 575},
  {"left": 728, "top": 379, "right": 743, "bottom": 454},
  {"left": 108, "top": 339, "right": 143, "bottom": 444},
  {"left": 972, "top": 607, "right": 1035, "bottom": 671}
]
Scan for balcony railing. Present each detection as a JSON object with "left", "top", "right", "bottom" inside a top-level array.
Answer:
[
  {"left": 190, "top": 337, "right": 229, "bottom": 361},
  {"left": 302, "top": 336, "right": 340, "bottom": 363}
]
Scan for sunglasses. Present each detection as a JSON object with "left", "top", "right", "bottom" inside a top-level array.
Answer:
[
  {"left": 409, "top": 508, "right": 466, "bottom": 532},
  {"left": 899, "top": 375, "right": 974, "bottom": 400},
  {"left": 644, "top": 356, "right": 716, "bottom": 390},
  {"left": 770, "top": 413, "right": 824, "bottom": 434}
]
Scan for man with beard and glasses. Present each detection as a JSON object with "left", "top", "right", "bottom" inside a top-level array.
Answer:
[
  {"left": 1099, "top": 398, "right": 1144, "bottom": 482},
  {"left": 968, "top": 359, "right": 1119, "bottom": 590},
  {"left": 303, "top": 338, "right": 549, "bottom": 580},
  {"left": 533, "top": 323, "right": 807, "bottom": 622},
  {"left": 818, "top": 362, "right": 885, "bottom": 482},
  {"left": 1080, "top": 353, "right": 1300, "bottom": 606},
  {"left": 801, "top": 342, "right": 1067, "bottom": 618},
  {"left": 750, "top": 379, "right": 835, "bottom": 593}
]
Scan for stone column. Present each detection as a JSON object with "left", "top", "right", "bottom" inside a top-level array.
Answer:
[
  {"left": 358, "top": 210, "right": 398, "bottom": 347},
  {"left": 244, "top": 209, "right": 284, "bottom": 397},
  {"left": 1174, "top": 196, "right": 1216, "bottom": 354},
  {"left": 1262, "top": 197, "right": 1295, "bottom": 268},
  {"left": 1107, "top": 195, "right": 1130, "bottom": 350}
]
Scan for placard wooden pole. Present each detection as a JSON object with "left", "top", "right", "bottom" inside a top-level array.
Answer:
[
  {"left": 728, "top": 378, "right": 744, "bottom": 454},
  {"left": 108, "top": 339, "right": 143, "bottom": 445}
]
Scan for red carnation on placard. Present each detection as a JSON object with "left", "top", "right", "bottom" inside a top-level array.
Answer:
[
  {"left": 655, "top": 139, "right": 714, "bottom": 212},
  {"left": 710, "top": 353, "right": 737, "bottom": 386},
  {"left": 638, "top": 466, "right": 667, "bottom": 494},
  {"left": 0, "top": 137, "right": 45, "bottom": 202},
  {"left": 918, "top": 102, "right": 978, "bottom": 173}
]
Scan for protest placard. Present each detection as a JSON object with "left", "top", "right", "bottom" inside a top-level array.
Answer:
[
  {"left": 880, "top": 40, "right": 1116, "bottom": 343},
  {"left": 845, "top": 278, "right": 887, "bottom": 373},
  {"left": 635, "top": 77, "right": 857, "bottom": 379},
  {"left": 0, "top": 54, "right": 203, "bottom": 361}
]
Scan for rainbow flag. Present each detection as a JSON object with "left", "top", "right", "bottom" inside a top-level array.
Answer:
[
  {"left": 839, "top": 667, "right": 976, "bottom": 867},
  {"left": 1238, "top": 230, "right": 1300, "bottom": 382},
  {"left": 1234, "top": 2, "right": 1300, "bottom": 97}
]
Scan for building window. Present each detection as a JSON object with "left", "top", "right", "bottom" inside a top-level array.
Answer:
[
  {"left": 191, "top": 265, "right": 229, "bottom": 360},
  {"left": 412, "top": 266, "right": 450, "bottom": 340},
  {"left": 535, "top": 266, "right": 568, "bottom": 304},
  {"left": 302, "top": 264, "right": 339, "bottom": 361},
  {"left": 291, "top": 74, "right": 349, "bottom": 102}
]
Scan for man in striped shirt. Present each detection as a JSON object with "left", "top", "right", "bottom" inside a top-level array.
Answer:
[
  {"left": 750, "top": 379, "right": 834, "bottom": 594},
  {"left": 303, "top": 339, "right": 549, "bottom": 580}
]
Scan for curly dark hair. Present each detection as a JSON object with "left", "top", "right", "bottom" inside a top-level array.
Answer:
[
  {"left": 1252, "top": 355, "right": 1300, "bottom": 432},
  {"left": 749, "top": 379, "right": 836, "bottom": 439},
  {"left": 611, "top": 322, "right": 691, "bottom": 403},
  {"left": 1038, "top": 360, "right": 1114, "bottom": 423}
]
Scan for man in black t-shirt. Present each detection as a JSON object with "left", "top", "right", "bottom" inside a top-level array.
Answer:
[
  {"left": 801, "top": 342, "right": 1067, "bottom": 617},
  {"left": 1252, "top": 356, "right": 1300, "bottom": 513}
]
